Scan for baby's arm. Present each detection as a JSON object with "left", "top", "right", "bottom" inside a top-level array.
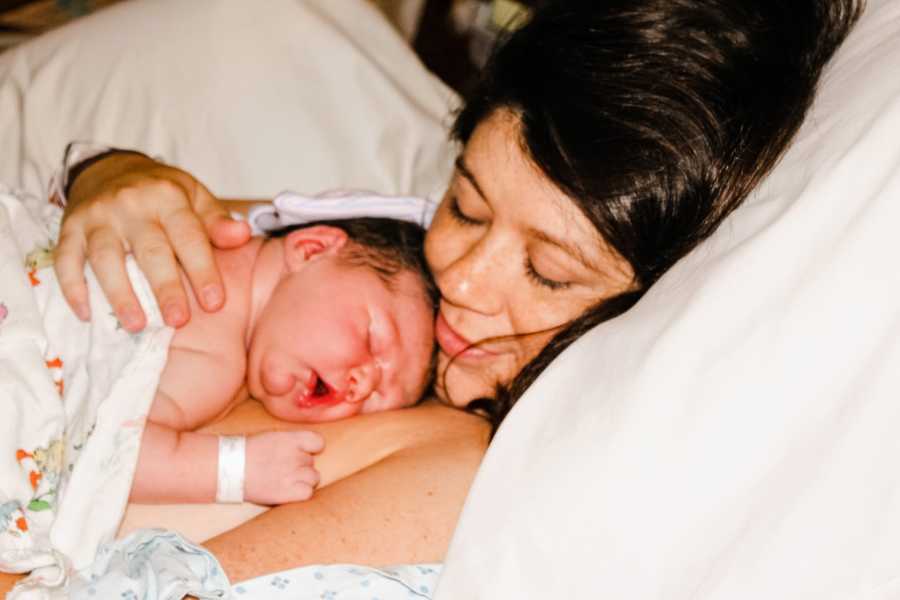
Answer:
[
  {"left": 150, "top": 345, "right": 246, "bottom": 431},
  {"left": 138, "top": 345, "right": 324, "bottom": 505},
  {"left": 131, "top": 420, "right": 217, "bottom": 502},
  {"left": 131, "top": 418, "right": 323, "bottom": 505}
]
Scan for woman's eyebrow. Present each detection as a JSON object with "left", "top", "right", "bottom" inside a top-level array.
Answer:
[{"left": 455, "top": 156, "right": 488, "bottom": 201}]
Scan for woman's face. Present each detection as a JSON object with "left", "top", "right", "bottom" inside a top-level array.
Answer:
[{"left": 425, "top": 110, "right": 635, "bottom": 407}]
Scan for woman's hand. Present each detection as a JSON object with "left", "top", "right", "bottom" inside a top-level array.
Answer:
[{"left": 55, "top": 152, "right": 251, "bottom": 331}]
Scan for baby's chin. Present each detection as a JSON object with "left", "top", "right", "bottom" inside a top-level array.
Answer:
[{"left": 260, "top": 395, "right": 363, "bottom": 424}]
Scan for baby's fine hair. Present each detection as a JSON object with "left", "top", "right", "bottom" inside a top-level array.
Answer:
[{"left": 267, "top": 217, "right": 439, "bottom": 311}]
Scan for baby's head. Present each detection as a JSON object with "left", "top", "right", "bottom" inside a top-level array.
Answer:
[{"left": 247, "top": 217, "right": 438, "bottom": 423}]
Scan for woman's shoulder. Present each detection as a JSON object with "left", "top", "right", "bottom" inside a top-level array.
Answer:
[
  {"left": 336, "top": 399, "right": 491, "bottom": 446},
  {"left": 205, "top": 396, "right": 487, "bottom": 439}
]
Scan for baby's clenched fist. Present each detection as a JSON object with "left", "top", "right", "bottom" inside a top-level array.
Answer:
[{"left": 243, "top": 430, "right": 324, "bottom": 505}]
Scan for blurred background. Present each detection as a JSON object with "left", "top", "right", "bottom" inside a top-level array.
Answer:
[{"left": 0, "top": 0, "right": 540, "bottom": 95}]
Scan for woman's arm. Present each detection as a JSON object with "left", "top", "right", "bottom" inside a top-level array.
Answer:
[
  {"left": 55, "top": 152, "right": 257, "bottom": 331},
  {"left": 202, "top": 402, "right": 490, "bottom": 583}
]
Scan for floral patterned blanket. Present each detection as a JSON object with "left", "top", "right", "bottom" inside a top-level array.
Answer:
[{"left": 0, "top": 187, "right": 172, "bottom": 599}]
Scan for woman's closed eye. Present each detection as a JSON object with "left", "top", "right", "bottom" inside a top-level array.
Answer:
[
  {"left": 448, "top": 196, "right": 484, "bottom": 226},
  {"left": 524, "top": 257, "right": 571, "bottom": 291}
]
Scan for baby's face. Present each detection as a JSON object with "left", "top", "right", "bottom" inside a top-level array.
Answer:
[{"left": 247, "top": 250, "right": 435, "bottom": 423}]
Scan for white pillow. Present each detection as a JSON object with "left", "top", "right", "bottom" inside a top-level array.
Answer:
[
  {"left": 0, "top": 0, "right": 458, "bottom": 546},
  {"left": 437, "top": 1, "right": 900, "bottom": 598},
  {"left": 0, "top": 0, "right": 457, "bottom": 201}
]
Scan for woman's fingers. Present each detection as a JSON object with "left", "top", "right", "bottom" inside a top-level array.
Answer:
[
  {"left": 85, "top": 226, "right": 146, "bottom": 332},
  {"left": 160, "top": 206, "right": 224, "bottom": 313},
  {"left": 151, "top": 180, "right": 252, "bottom": 312},
  {"left": 208, "top": 214, "right": 252, "bottom": 249},
  {"left": 130, "top": 224, "right": 189, "bottom": 327},
  {"left": 159, "top": 180, "right": 231, "bottom": 311},
  {"left": 56, "top": 151, "right": 253, "bottom": 326},
  {"left": 54, "top": 225, "right": 91, "bottom": 321},
  {"left": 192, "top": 182, "right": 252, "bottom": 250}
]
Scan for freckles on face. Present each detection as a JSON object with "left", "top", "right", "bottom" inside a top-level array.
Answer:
[{"left": 424, "top": 110, "right": 635, "bottom": 406}]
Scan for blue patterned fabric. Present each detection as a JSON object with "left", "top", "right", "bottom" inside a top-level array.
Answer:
[
  {"left": 67, "top": 528, "right": 441, "bottom": 599},
  {"left": 69, "top": 529, "right": 230, "bottom": 599},
  {"left": 232, "top": 563, "right": 441, "bottom": 599}
]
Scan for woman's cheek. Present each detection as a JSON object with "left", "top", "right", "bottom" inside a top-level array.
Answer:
[
  {"left": 514, "top": 291, "right": 585, "bottom": 334},
  {"left": 424, "top": 212, "right": 456, "bottom": 275}
]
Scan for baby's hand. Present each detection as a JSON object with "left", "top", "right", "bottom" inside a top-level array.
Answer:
[{"left": 244, "top": 430, "right": 324, "bottom": 505}]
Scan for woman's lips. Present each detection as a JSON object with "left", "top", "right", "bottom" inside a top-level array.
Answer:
[{"left": 435, "top": 312, "right": 495, "bottom": 359}]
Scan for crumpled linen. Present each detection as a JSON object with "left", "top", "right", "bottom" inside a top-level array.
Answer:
[
  {"left": 231, "top": 561, "right": 441, "bottom": 599},
  {"left": 66, "top": 527, "right": 439, "bottom": 600},
  {"left": 68, "top": 529, "right": 230, "bottom": 600},
  {"left": 0, "top": 187, "right": 173, "bottom": 599}
]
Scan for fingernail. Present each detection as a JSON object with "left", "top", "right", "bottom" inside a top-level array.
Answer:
[
  {"left": 122, "top": 309, "right": 143, "bottom": 331},
  {"left": 75, "top": 302, "right": 90, "bottom": 321},
  {"left": 164, "top": 304, "right": 186, "bottom": 326},
  {"left": 203, "top": 285, "right": 223, "bottom": 309}
]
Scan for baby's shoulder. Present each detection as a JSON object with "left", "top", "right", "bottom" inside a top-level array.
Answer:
[{"left": 155, "top": 339, "right": 246, "bottom": 430}]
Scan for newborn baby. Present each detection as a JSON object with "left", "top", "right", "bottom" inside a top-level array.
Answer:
[
  {"left": 0, "top": 191, "right": 439, "bottom": 580},
  {"left": 131, "top": 217, "right": 438, "bottom": 506}
]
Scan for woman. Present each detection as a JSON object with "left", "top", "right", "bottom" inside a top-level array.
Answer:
[{"left": 1, "top": 0, "right": 861, "bottom": 590}]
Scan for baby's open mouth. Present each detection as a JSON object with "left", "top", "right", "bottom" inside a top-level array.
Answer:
[{"left": 294, "top": 371, "right": 342, "bottom": 408}]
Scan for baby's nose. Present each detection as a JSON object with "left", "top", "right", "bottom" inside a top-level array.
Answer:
[{"left": 346, "top": 363, "right": 382, "bottom": 403}]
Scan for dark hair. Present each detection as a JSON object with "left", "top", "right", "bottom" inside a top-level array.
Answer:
[
  {"left": 268, "top": 217, "right": 440, "bottom": 310},
  {"left": 456, "top": 0, "right": 863, "bottom": 431}
]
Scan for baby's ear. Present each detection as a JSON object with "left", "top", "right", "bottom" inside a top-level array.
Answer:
[{"left": 282, "top": 226, "right": 349, "bottom": 272}]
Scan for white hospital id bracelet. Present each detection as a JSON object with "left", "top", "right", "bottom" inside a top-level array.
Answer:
[{"left": 216, "top": 435, "right": 246, "bottom": 503}]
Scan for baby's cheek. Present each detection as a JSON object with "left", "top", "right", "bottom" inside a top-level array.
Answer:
[
  {"left": 259, "top": 360, "right": 296, "bottom": 397},
  {"left": 260, "top": 396, "right": 297, "bottom": 422}
]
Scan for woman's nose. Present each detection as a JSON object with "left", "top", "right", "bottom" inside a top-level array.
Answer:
[
  {"left": 346, "top": 362, "right": 382, "bottom": 403},
  {"left": 438, "top": 235, "right": 506, "bottom": 315}
]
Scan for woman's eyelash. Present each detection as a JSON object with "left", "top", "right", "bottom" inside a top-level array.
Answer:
[
  {"left": 525, "top": 258, "right": 571, "bottom": 291},
  {"left": 448, "top": 196, "right": 482, "bottom": 225}
]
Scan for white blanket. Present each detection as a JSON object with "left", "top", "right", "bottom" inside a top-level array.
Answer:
[{"left": 0, "top": 188, "right": 173, "bottom": 599}]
